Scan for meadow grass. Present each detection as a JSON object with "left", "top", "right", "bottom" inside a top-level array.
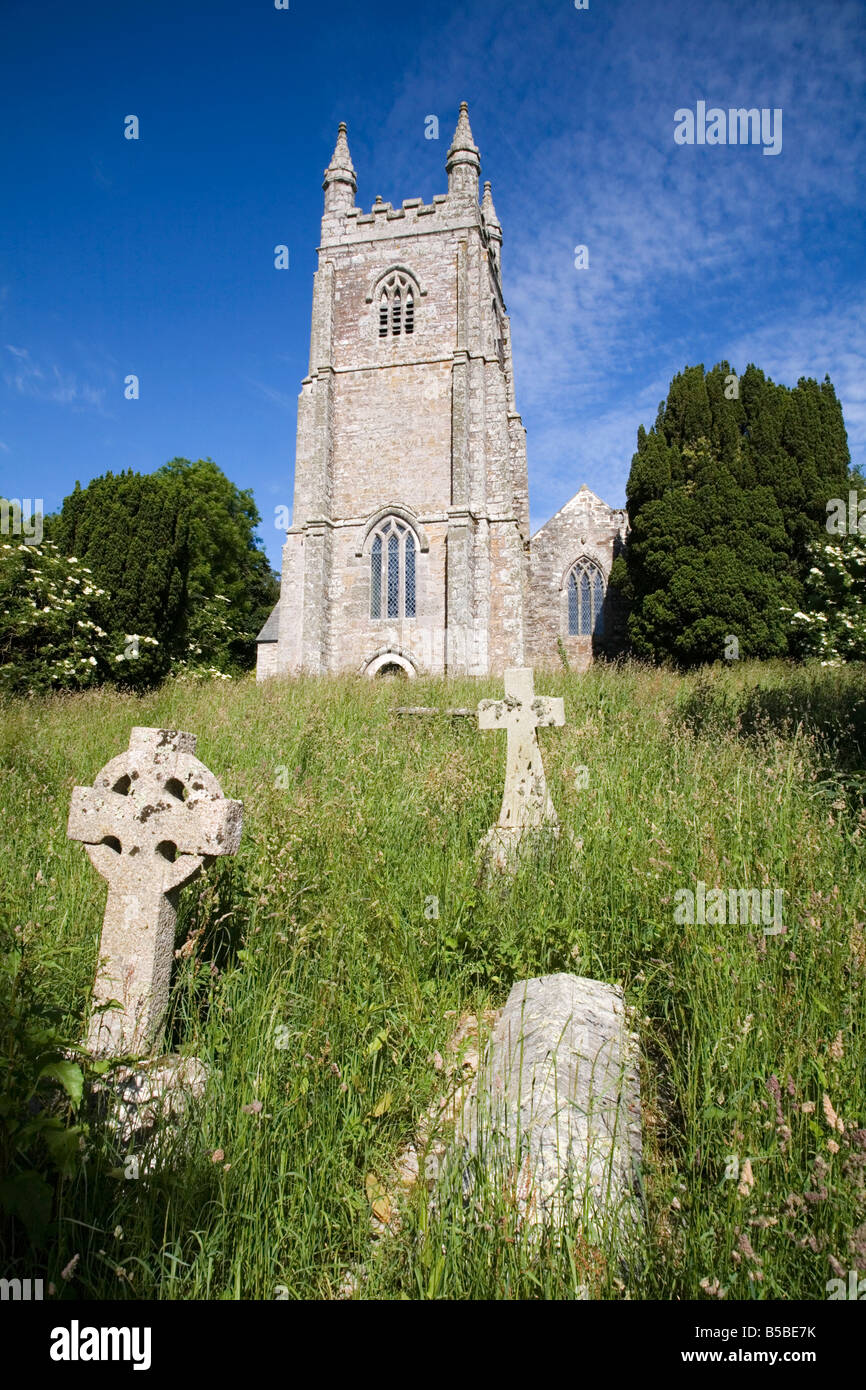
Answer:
[{"left": 0, "top": 660, "right": 863, "bottom": 1300}]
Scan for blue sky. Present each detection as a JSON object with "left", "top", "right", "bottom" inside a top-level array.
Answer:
[{"left": 1, "top": 0, "right": 863, "bottom": 570}]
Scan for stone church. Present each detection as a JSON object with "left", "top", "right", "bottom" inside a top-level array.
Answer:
[{"left": 256, "top": 105, "right": 628, "bottom": 681}]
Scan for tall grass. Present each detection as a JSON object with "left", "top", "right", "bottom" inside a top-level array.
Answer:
[{"left": 0, "top": 661, "right": 863, "bottom": 1299}]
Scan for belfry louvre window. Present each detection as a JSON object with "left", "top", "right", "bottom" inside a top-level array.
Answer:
[
  {"left": 567, "top": 558, "right": 606, "bottom": 636},
  {"left": 370, "top": 518, "right": 417, "bottom": 619},
  {"left": 378, "top": 273, "right": 415, "bottom": 337}
]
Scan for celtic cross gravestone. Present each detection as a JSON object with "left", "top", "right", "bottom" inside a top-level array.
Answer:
[{"left": 67, "top": 727, "right": 243, "bottom": 1057}]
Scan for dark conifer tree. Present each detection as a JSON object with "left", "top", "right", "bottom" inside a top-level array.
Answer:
[
  {"left": 56, "top": 470, "right": 189, "bottom": 686},
  {"left": 619, "top": 363, "right": 851, "bottom": 664}
]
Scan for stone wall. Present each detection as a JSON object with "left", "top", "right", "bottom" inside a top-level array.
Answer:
[
  {"left": 526, "top": 486, "right": 629, "bottom": 672},
  {"left": 255, "top": 640, "right": 280, "bottom": 681}
]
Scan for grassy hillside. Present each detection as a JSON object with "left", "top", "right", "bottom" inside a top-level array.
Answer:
[{"left": 1, "top": 661, "right": 864, "bottom": 1299}]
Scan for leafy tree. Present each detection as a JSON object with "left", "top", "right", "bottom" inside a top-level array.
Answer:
[
  {"left": 52, "top": 461, "right": 277, "bottom": 685},
  {"left": 620, "top": 363, "right": 851, "bottom": 664},
  {"left": 156, "top": 459, "right": 278, "bottom": 671},
  {"left": 55, "top": 472, "right": 188, "bottom": 688}
]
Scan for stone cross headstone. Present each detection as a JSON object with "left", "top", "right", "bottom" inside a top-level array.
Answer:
[
  {"left": 477, "top": 667, "right": 565, "bottom": 874},
  {"left": 68, "top": 727, "right": 243, "bottom": 1057},
  {"left": 451, "top": 973, "right": 642, "bottom": 1250}
]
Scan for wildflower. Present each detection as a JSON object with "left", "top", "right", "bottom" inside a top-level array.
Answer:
[
  {"left": 823, "top": 1093, "right": 844, "bottom": 1134},
  {"left": 242, "top": 1100, "right": 263, "bottom": 1115},
  {"left": 60, "top": 1254, "right": 80, "bottom": 1281},
  {"left": 699, "top": 1277, "right": 726, "bottom": 1298},
  {"left": 211, "top": 1149, "right": 225, "bottom": 1163},
  {"left": 737, "top": 1159, "right": 755, "bottom": 1197},
  {"left": 849, "top": 1224, "right": 866, "bottom": 1266},
  {"left": 737, "top": 1233, "right": 761, "bottom": 1264},
  {"left": 828, "top": 1031, "right": 844, "bottom": 1061}
]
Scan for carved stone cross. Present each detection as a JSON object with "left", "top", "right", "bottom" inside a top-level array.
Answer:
[
  {"left": 67, "top": 727, "right": 243, "bottom": 1057},
  {"left": 477, "top": 668, "right": 565, "bottom": 874}
]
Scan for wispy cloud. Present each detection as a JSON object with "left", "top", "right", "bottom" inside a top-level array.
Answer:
[
  {"left": 371, "top": 0, "right": 865, "bottom": 512},
  {"left": 501, "top": 1, "right": 865, "bottom": 504},
  {"left": 4, "top": 345, "right": 108, "bottom": 412},
  {"left": 244, "top": 376, "right": 298, "bottom": 411}
]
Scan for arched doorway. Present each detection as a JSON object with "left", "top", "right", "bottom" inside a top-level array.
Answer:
[{"left": 362, "top": 651, "right": 417, "bottom": 680}]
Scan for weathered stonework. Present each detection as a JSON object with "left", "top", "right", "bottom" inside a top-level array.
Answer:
[
  {"left": 68, "top": 728, "right": 243, "bottom": 1057},
  {"left": 257, "top": 109, "right": 629, "bottom": 681},
  {"left": 477, "top": 668, "right": 565, "bottom": 876},
  {"left": 451, "top": 973, "right": 643, "bottom": 1244},
  {"left": 527, "top": 484, "right": 629, "bottom": 672}
]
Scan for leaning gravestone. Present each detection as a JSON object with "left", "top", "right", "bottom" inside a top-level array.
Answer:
[
  {"left": 68, "top": 727, "right": 243, "bottom": 1057},
  {"left": 477, "top": 667, "right": 566, "bottom": 876},
  {"left": 448, "top": 974, "right": 642, "bottom": 1252}
]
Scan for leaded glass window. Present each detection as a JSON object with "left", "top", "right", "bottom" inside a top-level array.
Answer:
[
  {"left": 567, "top": 558, "right": 606, "bottom": 636},
  {"left": 371, "top": 536, "right": 382, "bottom": 617},
  {"left": 369, "top": 517, "right": 418, "bottom": 620},
  {"left": 405, "top": 536, "right": 416, "bottom": 617},
  {"left": 387, "top": 532, "right": 400, "bottom": 617}
]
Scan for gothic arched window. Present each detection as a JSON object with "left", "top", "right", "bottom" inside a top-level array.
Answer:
[
  {"left": 377, "top": 272, "right": 415, "bottom": 338},
  {"left": 567, "top": 558, "right": 606, "bottom": 636},
  {"left": 370, "top": 517, "right": 417, "bottom": 619}
]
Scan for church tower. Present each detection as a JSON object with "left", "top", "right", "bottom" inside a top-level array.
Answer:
[{"left": 257, "top": 105, "right": 530, "bottom": 679}]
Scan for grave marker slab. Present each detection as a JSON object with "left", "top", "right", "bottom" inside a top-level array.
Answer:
[{"left": 453, "top": 973, "right": 642, "bottom": 1245}]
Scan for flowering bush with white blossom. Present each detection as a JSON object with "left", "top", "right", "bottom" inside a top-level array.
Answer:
[
  {"left": 785, "top": 534, "right": 866, "bottom": 664},
  {"left": 0, "top": 541, "right": 119, "bottom": 694},
  {"left": 0, "top": 544, "right": 248, "bottom": 692},
  {"left": 170, "top": 594, "right": 239, "bottom": 681}
]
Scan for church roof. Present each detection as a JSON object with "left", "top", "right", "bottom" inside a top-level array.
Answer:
[
  {"left": 559, "top": 483, "right": 610, "bottom": 513},
  {"left": 256, "top": 602, "right": 280, "bottom": 643},
  {"left": 531, "top": 484, "right": 625, "bottom": 539}
]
